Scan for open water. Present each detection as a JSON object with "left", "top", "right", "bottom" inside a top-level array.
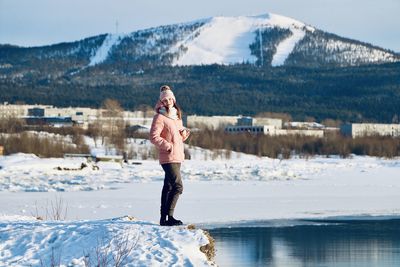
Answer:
[{"left": 208, "top": 219, "right": 400, "bottom": 267}]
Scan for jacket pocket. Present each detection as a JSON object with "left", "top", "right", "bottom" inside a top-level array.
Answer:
[{"left": 168, "top": 143, "right": 174, "bottom": 154}]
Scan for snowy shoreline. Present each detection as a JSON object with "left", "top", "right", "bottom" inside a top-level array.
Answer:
[{"left": 1, "top": 153, "right": 400, "bottom": 223}]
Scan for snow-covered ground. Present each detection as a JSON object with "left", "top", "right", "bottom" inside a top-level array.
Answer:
[
  {"left": 1, "top": 152, "right": 400, "bottom": 223},
  {"left": 1, "top": 136, "right": 400, "bottom": 266},
  {"left": 0, "top": 215, "right": 211, "bottom": 266}
]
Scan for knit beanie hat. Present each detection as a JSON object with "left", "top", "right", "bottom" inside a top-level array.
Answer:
[
  {"left": 154, "top": 85, "right": 176, "bottom": 112},
  {"left": 159, "top": 85, "right": 176, "bottom": 103}
]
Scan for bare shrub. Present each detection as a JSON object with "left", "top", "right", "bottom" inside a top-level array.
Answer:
[
  {"left": 101, "top": 99, "right": 126, "bottom": 155},
  {"left": 0, "top": 116, "right": 25, "bottom": 133},
  {"left": 40, "top": 247, "right": 62, "bottom": 267},
  {"left": 0, "top": 132, "right": 89, "bottom": 157},
  {"left": 350, "top": 136, "right": 400, "bottom": 158},
  {"left": 31, "top": 196, "right": 68, "bottom": 221},
  {"left": 112, "top": 234, "right": 137, "bottom": 267},
  {"left": 211, "top": 150, "right": 220, "bottom": 160},
  {"left": 188, "top": 129, "right": 400, "bottom": 159},
  {"left": 148, "top": 146, "right": 159, "bottom": 160},
  {"left": 23, "top": 125, "right": 86, "bottom": 136},
  {"left": 140, "top": 149, "right": 148, "bottom": 160},
  {"left": 37, "top": 232, "right": 137, "bottom": 267},
  {"left": 48, "top": 196, "right": 68, "bottom": 221},
  {"left": 127, "top": 146, "right": 137, "bottom": 160},
  {"left": 224, "top": 149, "right": 232, "bottom": 160},
  {"left": 125, "top": 131, "right": 148, "bottom": 140},
  {"left": 71, "top": 134, "right": 85, "bottom": 148},
  {"left": 87, "top": 123, "right": 101, "bottom": 146},
  {"left": 83, "top": 233, "right": 138, "bottom": 267}
]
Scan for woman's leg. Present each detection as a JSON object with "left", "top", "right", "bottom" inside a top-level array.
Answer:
[{"left": 161, "top": 163, "right": 183, "bottom": 220}]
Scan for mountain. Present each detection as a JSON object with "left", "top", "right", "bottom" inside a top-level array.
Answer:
[
  {"left": 1, "top": 13, "right": 399, "bottom": 71},
  {"left": 1, "top": 13, "right": 400, "bottom": 123}
]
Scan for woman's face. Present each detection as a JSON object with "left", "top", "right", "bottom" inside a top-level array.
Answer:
[{"left": 161, "top": 97, "right": 174, "bottom": 108}]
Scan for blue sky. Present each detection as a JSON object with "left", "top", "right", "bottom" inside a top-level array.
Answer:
[{"left": 0, "top": 0, "right": 399, "bottom": 52}]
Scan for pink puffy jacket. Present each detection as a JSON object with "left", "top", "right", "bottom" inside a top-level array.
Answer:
[{"left": 150, "top": 113, "right": 189, "bottom": 164}]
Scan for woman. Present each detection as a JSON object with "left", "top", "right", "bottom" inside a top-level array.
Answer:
[{"left": 150, "top": 85, "right": 190, "bottom": 226}]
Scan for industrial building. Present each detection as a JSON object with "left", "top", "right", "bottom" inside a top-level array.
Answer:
[{"left": 340, "top": 123, "right": 400, "bottom": 138}]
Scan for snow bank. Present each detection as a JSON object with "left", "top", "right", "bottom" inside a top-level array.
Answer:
[{"left": 0, "top": 216, "right": 213, "bottom": 266}]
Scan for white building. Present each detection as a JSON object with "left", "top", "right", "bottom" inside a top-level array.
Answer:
[
  {"left": 285, "top": 121, "right": 325, "bottom": 129},
  {"left": 254, "top": 117, "right": 283, "bottom": 128},
  {"left": 187, "top": 115, "right": 284, "bottom": 130},
  {"left": 341, "top": 123, "right": 400, "bottom": 138},
  {"left": 0, "top": 103, "right": 155, "bottom": 129},
  {"left": 0, "top": 103, "right": 26, "bottom": 118},
  {"left": 225, "top": 125, "right": 324, "bottom": 137},
  {"left": 187, "top": 115, "right": 238, "bottom": 130},
  {"left": 225, "top": 116, "right": 324, "bottom": 137},
  {"left": 123, "top": 110, "right": 154, "bottom": 128}
]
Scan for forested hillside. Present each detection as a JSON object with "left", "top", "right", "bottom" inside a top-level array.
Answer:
[{"left": 1, "top": 62, "right": 399, "bottom": 123}]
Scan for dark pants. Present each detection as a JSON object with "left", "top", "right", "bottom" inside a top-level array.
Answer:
[{"left": 161, "top": 163, "right": 183, "bottom": 217}]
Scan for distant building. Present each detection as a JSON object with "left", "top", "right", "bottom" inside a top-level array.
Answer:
[
  {"left": 254, "top": 117, "right": 283, "bottom": 128},
  {"left": 341, "top": 123, "right": 400, "bottom": 138},
  {"left": 225, "top": 116, "right": 324, "bottom": 137},
  {"left": 187, "top": 115, "right": 284, "bottom": 130},
  {"left": 225, "top": 125, "right": 268, "bottom": 134},
  {"left": 0, "top": 102, "right": 26, "bottom": 118},
  {"left": 0, "top": 103, "right": 156, "bottom": 129},
  {"left": 285, "top": 121, "right": 325, "bottom": 129},
  {"left": 123, "top": 110, "right": 154, "bottom": 128},
  {"left": 237, "top": 116, "right": 253, "bottom": 126},
  {"left": 28, "top": 108, "right": 45, "bottom": 117},
  {"left": 225, "top": 125, "right": 324, "bottom": 137},
  {"left": 25, "top": 116, "right": 74, "bottom": 127},
  {"left": 187, "top": 115, "right": 238, "bottom": 130}
]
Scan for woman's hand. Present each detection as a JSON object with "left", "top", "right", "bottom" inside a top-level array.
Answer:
[{"left": 180, "top": 128, "right": 190, "bottom": 140}]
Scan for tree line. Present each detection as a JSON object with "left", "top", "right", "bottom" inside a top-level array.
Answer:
[
  {"left": 1, "top": 63, "right": 400, "bottom": 124},
  {"left": 187, "top": 129, "right": 400, "bottom": 159}
]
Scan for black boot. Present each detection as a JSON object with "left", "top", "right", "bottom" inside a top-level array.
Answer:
[
  {"left": 160, "top": 215, "right": 168, "bottom": 226},
  {"left": 168, "top": 216, "right": 183, "bottom": 226}
]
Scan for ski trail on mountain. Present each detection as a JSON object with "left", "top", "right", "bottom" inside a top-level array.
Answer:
[
  {"left": 272, "top": 28, "right": 306, "bottom": 66},
  {"left": 172, "top": 17, "right": 259, "bottom": 65},
  {"left": 89, "top": 34, "right": 124, "bottom": 66}
]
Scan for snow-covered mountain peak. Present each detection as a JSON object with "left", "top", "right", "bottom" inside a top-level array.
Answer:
[
  {"left": 171, "top": 13, "right": 313, "bottom": 66},
  {"left": 252, "top": 13, "right": 313, "bottom": 31},
  {"left": 8, "top": 13, "right": 397, "bottom": 69},
  {"left": 84, "top": 13, "right": 317, "bottom": 67}
]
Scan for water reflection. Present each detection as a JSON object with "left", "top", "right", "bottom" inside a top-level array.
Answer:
[{"left": 208, "top": 220, "right": 400, "bottom": 267}]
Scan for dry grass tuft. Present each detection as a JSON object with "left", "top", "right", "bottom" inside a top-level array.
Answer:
[
  {"left": 200, "top": 229, "right": 216, "bottom": 263},
  {"left": 186, "top": 224, "right": 196, "bottom": 230}
]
